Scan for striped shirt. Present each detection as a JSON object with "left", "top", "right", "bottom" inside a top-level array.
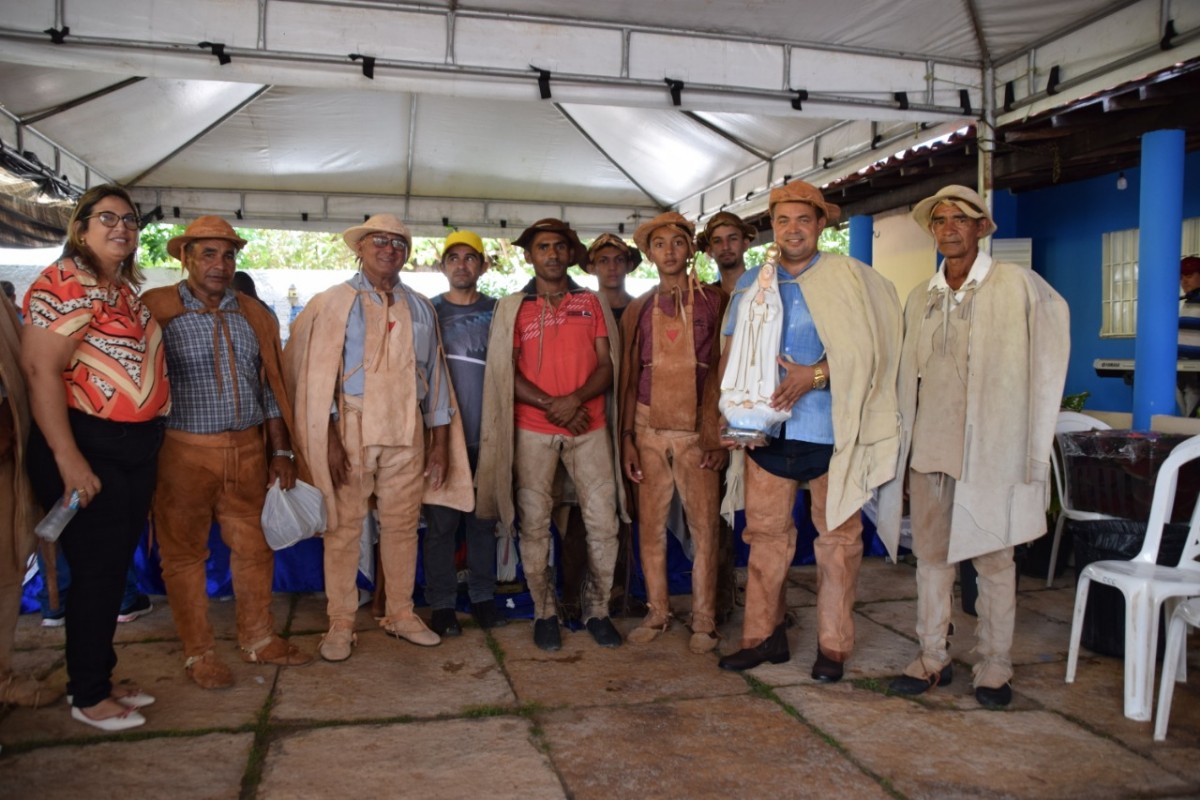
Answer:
[
  {"left": 161, "top": 283, "right": 279, "bottom": 434},
  {"left": 1181, "top": 289, "right": 1200, "bottom": 359}
]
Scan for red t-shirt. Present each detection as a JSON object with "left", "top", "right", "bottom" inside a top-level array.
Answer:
[{"left": 513, "top": 291, "right": 608, "bottom": 435}]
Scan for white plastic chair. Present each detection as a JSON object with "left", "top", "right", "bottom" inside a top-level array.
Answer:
[
  {"left": 1047, "top": 411, "right": 1116, "bottom": 587},
  {"left": 1154, "top": 596, "right": 1200, "bottom": 740},
  {"left": 1065, "top": 433, "right": 1200, "bottom": 722}
]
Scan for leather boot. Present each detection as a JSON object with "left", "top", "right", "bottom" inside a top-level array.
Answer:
[{"left": 718, "top": 623, "right": 789, "bottom": 671}]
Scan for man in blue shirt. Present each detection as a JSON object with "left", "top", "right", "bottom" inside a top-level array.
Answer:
[{"left": 717, "top": 181, "right": 902, "bottom": 681}]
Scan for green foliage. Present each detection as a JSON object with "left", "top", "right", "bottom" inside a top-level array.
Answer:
[
  {"left": 1061, "top": 391, "right": 1090, "bottom": 412},
  {"left": 137, "top": 221, "right": 854, "bottom": 275},
  {"left": 820, "top": 225, "right": 851, "bottom": 255},
  {"left": 138, "top": 223, "right": 179, "bottom": 266},
  {"left": 140, "top": 223, "right": 356, "bottom": 271}
]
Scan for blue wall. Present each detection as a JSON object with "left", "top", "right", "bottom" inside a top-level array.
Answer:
[{"left": 1012, "top": 150, "right": 1200, "bottom": 412}]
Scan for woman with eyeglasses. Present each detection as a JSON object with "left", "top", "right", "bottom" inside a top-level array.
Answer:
[{"left": 20, "top": 184, "right": 170, "bottom": 731}]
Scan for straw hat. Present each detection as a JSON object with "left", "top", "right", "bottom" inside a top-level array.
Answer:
[
  {"left": 911, "top": 185, "right": 996, "bottom": 238},
  {"left": 342, "top": 213, "right": 412, "bottom": 251}
]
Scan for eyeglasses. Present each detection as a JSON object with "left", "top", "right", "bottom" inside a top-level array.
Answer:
[
  {"left": 84, "top": 211, "right": 140, "bottom": 231},
  {"left": 369, "top": 234, "right": 408, "bottom": 251}
]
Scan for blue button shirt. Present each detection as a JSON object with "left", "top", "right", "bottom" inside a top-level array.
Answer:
[{"left": 724, "top": 260, "right": 834, "bottom": 444}]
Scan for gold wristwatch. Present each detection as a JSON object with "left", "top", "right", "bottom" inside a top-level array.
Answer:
[{"left": 811, "top": 365, "right": 828, "bottom": 390}]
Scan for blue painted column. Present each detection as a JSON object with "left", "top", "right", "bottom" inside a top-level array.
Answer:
[
  {"left": 1133, "top": 128, "right": 1185, "bottom": 430},
  {"left": 848, "top": 214, "right": 873, "bottom": 266}
]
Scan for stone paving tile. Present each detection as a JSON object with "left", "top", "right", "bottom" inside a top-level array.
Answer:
[
  {"left": 497, "top": 618, "right": 745, "bottom": 708},
  {"left": 541, "top": 693, "right": 890, "bottom": 799},
  {"left": 7, "top": 644, "right": 65, "bottom": 685},
  {"left": 258, "top": 716, "right": 564, "bottom": 799},
  {"left": 0, "top": 640, "right": 274, "bottom": 745},
  {"left": 13, "top": 609, "right": 68, "bottom": 652},
  {"left": 1018, "top": 657, "right": 1200, "bottom": 781},
  {"left": 0, "top": 732, "right": 253, "bottom": 799},
  {"left": 112, "top": 594, "right": 179, "bottom": 644},
  {"left": 775, "top": 683, "right": 1195, "bottom": 799},
  {"left": 741, "top": 605, "right": 922, "bottom": 689},
  {"left": 1016, "top": 585, "right": 1077, "bottom": 625},
  {"left": 17, "top": 592, "right": 298, "bottom": 648},
  {"left": 272, "top": 629, "right": 514, "bottom": 722},
  {"left": 784, "top": 577, "right": 817, "bottom": 608},
  {"left": 857, "top": 595, "right": 1073, "bottom": 671},
  {"left": 787, "top": 557, "right": 919, "bottom": 605},
  {"left": 284, "top": 591, "right": 334, "bottom": 635}
]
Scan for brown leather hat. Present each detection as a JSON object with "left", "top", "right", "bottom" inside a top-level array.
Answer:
[
  {"left": 768, "top": 181, "right": 841, "bottom": 228},
  {"left": 513, "top": 218, "right": 585, "bottom": 267},
  {"left": 168, "top": 215, "right": 248, "bottom": 260},
  {"left": 633, "top": 211, "right": 696, "bottom": 257},
  {"left": 585, "top": 233, "right": 641, "bottom": 274},
  {"left": 696, "top": 211, "right": 756, "bottom": 252}
]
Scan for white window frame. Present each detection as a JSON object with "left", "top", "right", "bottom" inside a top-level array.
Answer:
[{"left": 1101, "top": 218, "right": 1200, "bottom": 338}]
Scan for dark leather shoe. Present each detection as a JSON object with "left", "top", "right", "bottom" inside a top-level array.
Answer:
[
  {"left": 718, "top": 624, "right": 789, "bottom": 671},
  {"left": 533, "top": 617, "right": 561, "bottom": 651},
  {"left": 585, "top": 616, "right": 622, "bottom": 648},
  {"left": 471, "top": 601, "right": 507, "bottom": 630},
  {"left": 975, "top": 683, "right": 1013, "bottom": 708},
  {"left": 811, "top": 649, "right": 844, "bottom": 683},
  {"left": 430, "top": 608, "right": 462, "bottom": 637},
  {"left": 888, "top": 664, "right": 953, "bottom": 696}
]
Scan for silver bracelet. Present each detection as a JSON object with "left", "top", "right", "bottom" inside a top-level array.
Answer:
[{"left": 272, "top": 449, "right": 295, "bottom": 462}]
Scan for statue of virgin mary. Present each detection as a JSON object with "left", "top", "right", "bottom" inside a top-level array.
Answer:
[{"left": 720, "top": 244, "right": 792, "bottom": 445}]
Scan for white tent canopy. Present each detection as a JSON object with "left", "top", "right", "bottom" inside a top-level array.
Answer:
[{"left": 0, "top": 0, "right": 1196, "bottom": 238}]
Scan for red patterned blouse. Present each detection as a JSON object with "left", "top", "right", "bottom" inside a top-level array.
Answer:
[{"left": 24, "top": 258, "right": 170, "bottom": 422}]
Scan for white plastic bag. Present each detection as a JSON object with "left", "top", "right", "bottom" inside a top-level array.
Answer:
[
  {"left": 261, "top": 479, "right": 327, "bottom": 551},
  {"left": 496, "top": 526, "right": 518, "bottom": 582}
]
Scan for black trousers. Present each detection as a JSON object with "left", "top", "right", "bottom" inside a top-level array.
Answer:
[{"left": 27, "top": 410, "right": 163, "bottom": 708}]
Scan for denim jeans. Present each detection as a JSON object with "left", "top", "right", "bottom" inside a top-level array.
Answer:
[{"left": 36, "top": 551, "right": 140, "bottom": 618}]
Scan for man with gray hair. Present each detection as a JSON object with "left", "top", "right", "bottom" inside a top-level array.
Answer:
[
  {"left": 285, "top": 213, "right": 473, "bottom": 662},
  {"left": 878, "top": 185, "right": 1069, "bottom": 708}
]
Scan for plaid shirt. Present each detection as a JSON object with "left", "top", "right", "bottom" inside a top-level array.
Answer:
[{"left": 162, "top": 284, "right": 280, "bottom": 434}]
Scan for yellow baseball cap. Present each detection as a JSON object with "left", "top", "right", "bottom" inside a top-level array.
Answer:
[{"left": 442, "top": 230, "right": 484, "bottom": 259}]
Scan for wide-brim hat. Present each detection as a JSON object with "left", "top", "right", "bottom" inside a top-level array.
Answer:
[
  {"left": 342, "top": 213, "right": 413, "bottom": 251},
  {"left": 167, "top": 215, "right": 248, "bottom": 261},
  {"left": 696, "top": 211, "right": 756, "bottom": 251},
  {"left": 512, "top": 218, "right": 585, "bottom": 266},
  {"left": 1182, "top": 256, "right": 1200, "bottom": 277},
  {"left": 633, "top": 211, "right": 696, "bottom": 257},
  {"left": 585, "top": 233, "right": 641, "bottom": 274},
  {"left": 768, "top": 181, "right": 841, "bottom": 228},
  {"left": 442, "top": 230, "right": 484, "bottom": 259},
  {"left": 911, "top": 185, "right": 997, "bottom": 238}
]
